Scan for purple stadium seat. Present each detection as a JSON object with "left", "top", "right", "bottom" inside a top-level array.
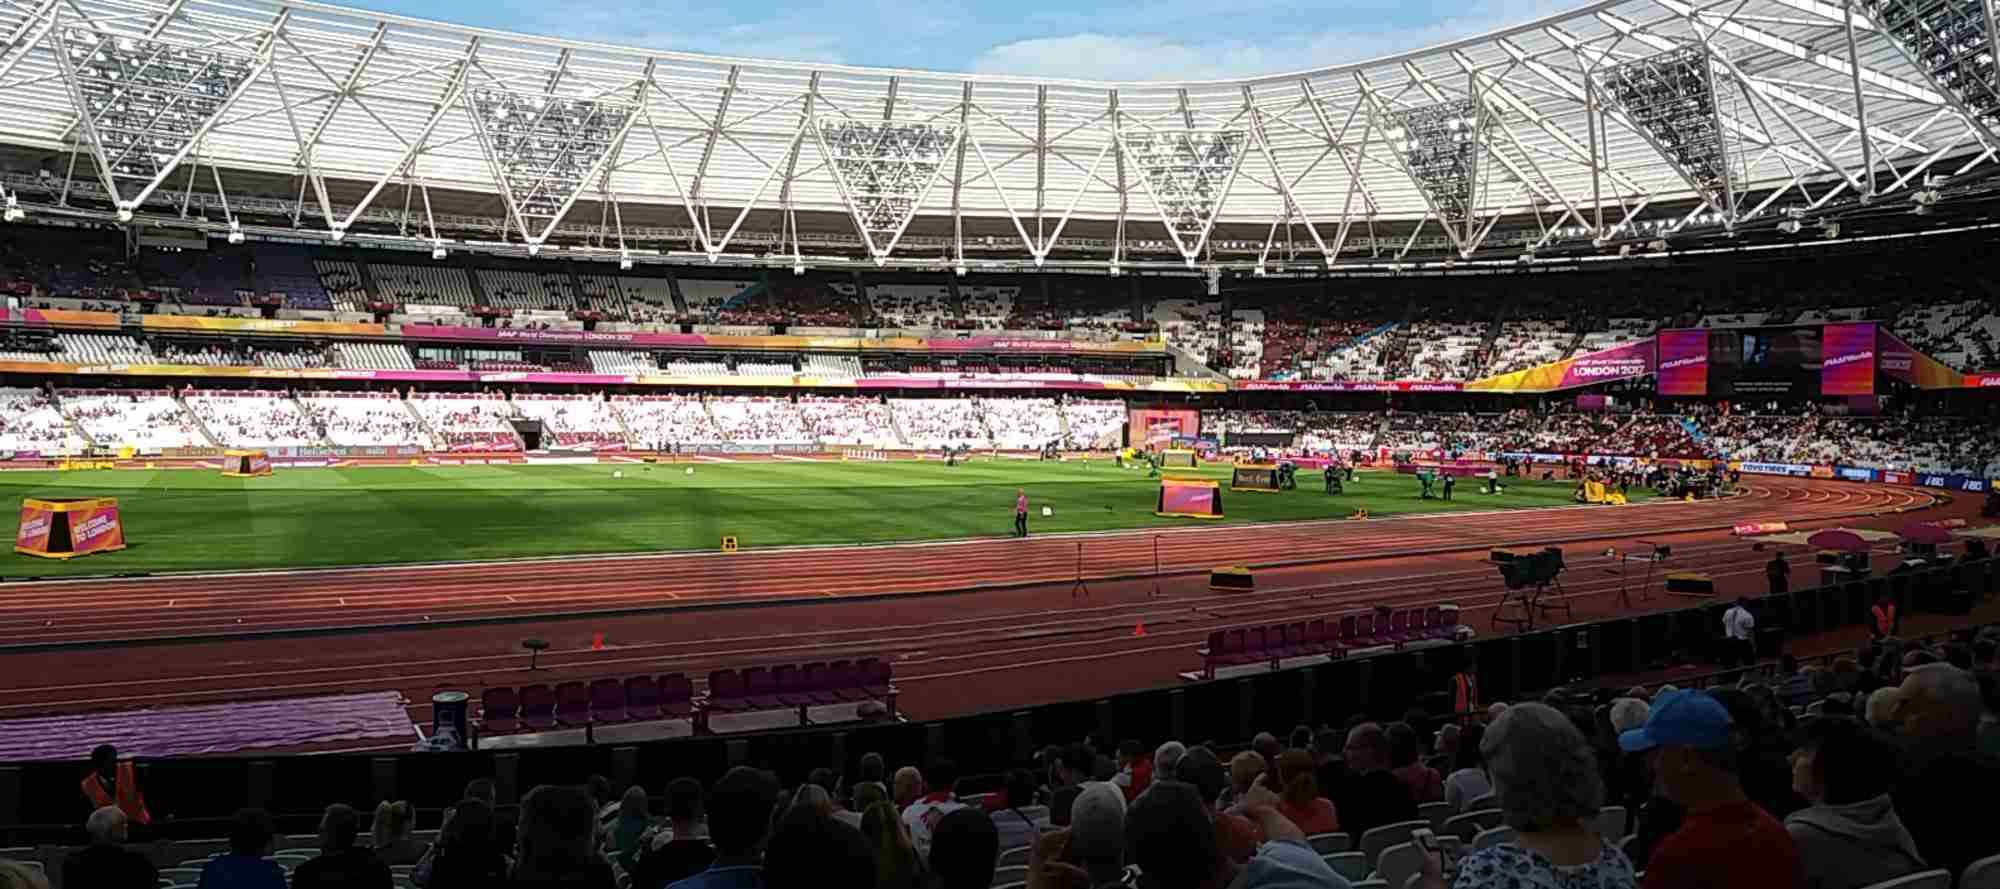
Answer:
[
  {"left": 1386, "top": 609, "right": 1413, "bottom": 644},
  {"left": 590, "top": 678, "right": 627, "bottom": 723},
  {"left": 801, "top": 662, "right": 839, "bottom": 705},
  {"left": 1439, "top": 606, "right": 1461, "bottom": 636},
  {"left": 555, "top": 681, "right": 591, "bottom": 726},
  {"left": 1353, "top": 613, "right": 1381, "bottom": 647},
  {"left": 860, "top": 659, "right": 892, "bottom": 697},
  {"left": 705, "top": 670, "right": 747, "bottom": 713},
  {"left": 1305, "top": 619, "right": 1329, "bottom": 654},
  {"left": 1242, "top": 626, "right": 1267, "bottom": 661},
  {"left": 661, "top": 674, "right": 694, "bottom": 718},
  {"left": 624, "top": 676, "right": 661, "bottom": 720},
  {"left": 828, "top": 660, "right": 866, "bottom": 702},
  {"left": 519, "top": 684, "right": 556, "bottom": 731},
  {"left": 774, "top": 664, "right": 812, "bottom": 708},
  {"left": 743, "top": 666, "right": 779, "bottom": 709},
  {"left": 1219, "top": 628, "right": 1251, "bottom": 665},
  {"left": 480, "top": 687, "right": 519, "bottom": 735},
  {"left": 1286, "top": 621, "right": 1313, "bottom": 657},
  {"left": 1336, "top": 614, "right": 1358, "bottom": 645}
]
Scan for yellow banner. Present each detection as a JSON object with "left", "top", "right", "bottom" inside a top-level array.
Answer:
[{"left": 141, "top": 315, "right": 387, "bottom": 336}]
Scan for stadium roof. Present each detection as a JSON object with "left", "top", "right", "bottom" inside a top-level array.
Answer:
[{"left": 0, "top": 0, "right": 1995, "bottom": 270}]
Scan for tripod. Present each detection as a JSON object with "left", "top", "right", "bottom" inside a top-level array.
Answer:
[
  {"left": 1148, "top": 535, "right": 1165, "bottom": 599},
  {"left": 1493, "top": 578, "right": 1569, "bottom": 632},
  {"left": 1071, "top": 540, "right": 1091, "bottom": 599}
]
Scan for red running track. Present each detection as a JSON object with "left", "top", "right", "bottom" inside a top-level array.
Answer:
[
  {"left": 0, "top": 477, "right": 1968, "bottom": 744},
  {"left": 0, "top": 478, "right": 1933, "bottom": 647}
]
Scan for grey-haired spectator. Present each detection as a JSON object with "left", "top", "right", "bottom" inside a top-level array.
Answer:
[{"left": 1422, "top": 702, "right": 1633, "bottom": 889}]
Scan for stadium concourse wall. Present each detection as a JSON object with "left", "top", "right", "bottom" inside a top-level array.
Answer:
[{"left": 0, "top": 557, "right": 1991, "bottom": 839}]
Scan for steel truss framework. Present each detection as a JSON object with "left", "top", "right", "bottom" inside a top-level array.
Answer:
[{"left": 0, "top": 0, "right": 1995, "bottom": 269}]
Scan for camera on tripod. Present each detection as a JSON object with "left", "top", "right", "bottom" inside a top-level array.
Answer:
[
  {"left": 1491, "top": 547, "right": 1570, "bottom": 632},
  {"left": 1494, "top": 546, "right": 1566, "bottom": 589}
]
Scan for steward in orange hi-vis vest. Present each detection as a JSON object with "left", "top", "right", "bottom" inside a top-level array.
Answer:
[{"left": 81, "top": 745, "right": 150, "bottom": 825}]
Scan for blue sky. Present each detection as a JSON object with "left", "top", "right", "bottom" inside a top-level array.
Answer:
[{"left": 336, "top": 0, "right": 1568, "bottom": 81}]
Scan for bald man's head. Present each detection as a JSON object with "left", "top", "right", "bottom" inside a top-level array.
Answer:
[{"left": 1899, "top": 664, "right": 1982, "bottom": 751}]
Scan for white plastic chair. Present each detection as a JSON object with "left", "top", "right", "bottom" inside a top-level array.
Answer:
[
  {"left": 1324, "top": 851, "right": 1370, "bottom": 882},
  {"left": 996, "top": 845, "right": 1031, "bottom": 868},
  {"left": 1962, "top": 854, "right": 2000, "bottom": 889},
  {"left": 1418, "top": 801, "right": 1453, "bottom": 832},
  {"left": 1473, "top": 825, "right": 1517, "bottom": 850},
  {"left": 1360, "top": 820, "right": 1429, "bottom": 869},
  {"left": 990, "top": 864, "right": 1029, "bottom": 887},
  {"left": 1591, "top": 805, "right": 1628, "bottom": 843},
  {"left": 1853, "top": 871, "right": 1951, "bottom": 889},
  {"left": 1307, "top": 831, "right": 1352, "bottom": 854},
  {"left": 1374, "top": 837, "right": 1462, "bottom": 889}
]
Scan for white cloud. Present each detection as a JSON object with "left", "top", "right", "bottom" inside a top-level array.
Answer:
[{"left": 970, "top": 0, "right": 1569, "bottom": 81}]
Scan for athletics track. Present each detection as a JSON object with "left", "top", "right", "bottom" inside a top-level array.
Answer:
[{"left": 0, "top": 476, "right": 1974, "bottom": 748}]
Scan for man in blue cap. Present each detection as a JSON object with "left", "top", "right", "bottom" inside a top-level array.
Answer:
[{"left": 1619, "top": 689, "right": 1801, "bottom": 889}]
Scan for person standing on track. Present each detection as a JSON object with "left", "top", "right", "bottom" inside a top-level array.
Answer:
[
  {"left": 1723, "top": 597, "right": 1758, "bottom": 668},
  {"left": 1767, "top": 551, "right": 1790, "bottom": 596},
  {"left": 1014, "top": 488, "right": 1029, "bottom": 538}
]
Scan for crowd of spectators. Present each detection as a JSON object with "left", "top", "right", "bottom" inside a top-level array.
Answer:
[
  {"left": 185, "top": 392, "right": 321, "bottom": 449},
  {"left": 512, "top": 395, "right": 627, "bottom": 449},
  {"left": 409, "top": 394, "right": 520, "bottom": 451},
  {"left": 798, "top": 396, "right": 898, "bottom": 447},
  {"left": 614, "top": 395, "right": 725, "bottom": 448},
  {"left": 0, "top": 387, "right": 81, "bottom": 453},
  {"left": 708, "top": 396, "right": 810, "bottom": 444},
  {"left": 301, "top": 392, "right": 429, "bottom": 448}
]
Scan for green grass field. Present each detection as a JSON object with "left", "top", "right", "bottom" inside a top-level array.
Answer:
[{"left": 0, "top": 459, "right": 1624, "bottom": 577}]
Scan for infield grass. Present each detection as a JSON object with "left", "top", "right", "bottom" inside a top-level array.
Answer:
[{"left": 0, "top": 458, "right": 1632, "bottom": 577}]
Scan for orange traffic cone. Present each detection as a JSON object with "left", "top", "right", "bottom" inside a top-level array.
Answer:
[
  {"left": 591, "top": 632, "right": 605, "bottom": 651},
  {"left": 1132, "top": 620, "right": 1147, "bottom": 638}
]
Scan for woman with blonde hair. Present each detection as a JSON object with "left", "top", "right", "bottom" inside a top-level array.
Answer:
[
  {"left": 860, "top": 800, "right": 927, "bottom": 889},
  {"left": 1274, "top": 749, "right": 1339, "bottom": 834},
  {"left": 369, "top": 800, "right": 427, "bottom": 867}
]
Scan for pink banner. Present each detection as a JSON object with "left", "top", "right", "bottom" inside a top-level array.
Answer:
[
  {"left": 1656, "top": 329, "right": 1709, "bottom": 396},
  {"left": 1821, "top": 322, "right": 1876, "bottom": 396},
  {"left": 1158, "top": 483, "right": 1217, "bottom": 516},
  {"left": 14, "top": 503, "right": 51, "bottom": 553},
  {"left": 68, "top": 501, "right": 124, "bottom": 555},
  {"left": 1233, "top": 380, "right": 1466, "bottom": 392},
  {"left": 1558, "top": 339, "right": 1657, "bottom": 389}
]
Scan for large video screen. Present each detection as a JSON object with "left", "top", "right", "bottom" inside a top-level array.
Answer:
[
  {"left": 1127, "top": 407, "right": 1199, "bottom": 448},
  {"left": 1660, "top": 325, "right": 1847, "bottom": 398},
  {"left": 1721, "top": 326, "right": 1822, "bottom": 397}
]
